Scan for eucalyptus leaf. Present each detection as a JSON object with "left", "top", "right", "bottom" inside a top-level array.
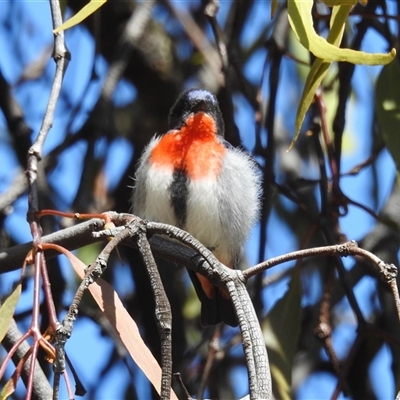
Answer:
[
  {"left": 0, "top": 284, "right": 21, "bottom": 343},
  {"left": 288, "top": 0, "right": 395, "bottom": 64},
  {"left": 53, "top": 0, "right": 107, "bottom": 34},
  {"left": 376, "top": 59, "right": 400, "bottom": 172},
  {"left": 290, "top": 4, "right": 351, "bottom": 146},
  {"left": 288, "top": 0, "right": 396, "bottom": 146}
]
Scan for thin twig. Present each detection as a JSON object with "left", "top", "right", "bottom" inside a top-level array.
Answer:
[
  {"left": 164, "top": 0, "right": 223, "bottom": 85},
  {"left": 0, "top": 169, "right": 27, "bottom": 213},
  {"left": 102, "top": 0, "right": 154, "bottom": 101},
  {"left": 0, "top": 69, "right": 33, "bottom": 167},
  {"left": 54, "top": 221, "right": 133, "bottom": 375},
  {"left": 204, "top": 0, "right": 239, "bottom": 144},
  {"left": 1, "top": 319, "right": 53, "bottom": 399},
  {"left": 315, "top": 89, "right": 340, "bottom": 189},
  {"left": 313, "top": 262, "right": 342, "bottom": 383},
  {"left": 22, "top": 1, "right": 69, "bottom": 396},
  {"left": 29, "top": 4, "right": 70, "bottom": 160},
  {"left": 244, "top": 241, "right": 358, "bottom": 279},
  {"left": 196, "top": 325, "right": 221, "bottom": 400},
  {"left": 245, "top": 240, "right": 400, "bottom": 328}
]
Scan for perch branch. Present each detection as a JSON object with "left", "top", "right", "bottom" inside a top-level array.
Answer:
[{"left": 136, "top": 224, "right": 172, "bottom": 400}]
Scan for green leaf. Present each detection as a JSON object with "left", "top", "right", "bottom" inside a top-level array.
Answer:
[
  {"left": 376, "top": 59, "right": 400, "bottom": 172},
  {"left": 0, "top": 375, "right": 17, "bottom": 400},
  {"left": 319, "top": 0, "right": 358, "bottom": 5},
  {"left": 263, "top": 268, "right": 302, "bottom": 400},
  {"left": 291, "top": 59, "right": 331, "bottom": 149},
  {"left": 290, "top": 4, "right": 350, "bottom": 147},
  {"left": 288, "top": 0, "right": 395, "bottom": 64},
  {"left": 53, "top": 0, "right": 107, "bottom": 34},
  {"left": 0, "top": 284, "right": 21, "bottom": 343},
  {"left": 288, "top": 1, "right": 396, "bottom": 147}
]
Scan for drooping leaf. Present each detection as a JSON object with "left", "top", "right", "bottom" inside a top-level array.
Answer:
[
  {"left": 290, "top": 4, "right": 350, "bottom": 147},
  {"left": 41, "top": 243, "right": 177, "bottom": 395},
  {"left": 288, "top": 0, "right": 396, "bottom": 147},
  {"left": 263, "top": 268, "right": 302, "bottom": 400},
  {"left": 376, "top": 59, "right": 400, "bottom": 172},
  {"left": 319, "top": 0, "right": 359, "bottom": 6},
  {"left": 53, "top": 0, "right": 107, "bottom": 34},
  {"left": 69, "top": 253, "right": 178, "bottom": 399},
  {"left": 288, "top": 0, "right": 395, "bottom": 64},
  {"left": 0, "top": 374, "right": 17, "bottom": 399},
  {"left": 0, "top": 284, "right": 21, "bottom": 343}
]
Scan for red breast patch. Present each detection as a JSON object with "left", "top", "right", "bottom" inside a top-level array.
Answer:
[{"left": 149, "top": 112, "right": 226, "bottom": 180}]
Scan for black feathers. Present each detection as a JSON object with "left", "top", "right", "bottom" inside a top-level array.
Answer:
[
  {"left": 168, "top": 89, "right": 225, "bottom": 137},
  {"left": 170, "top": 168, "right": 189, "bottom": 227}
]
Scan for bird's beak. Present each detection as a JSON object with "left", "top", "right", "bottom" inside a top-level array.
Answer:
[{"left": 191, "top": 100, "right": 207, "bottom": 114}]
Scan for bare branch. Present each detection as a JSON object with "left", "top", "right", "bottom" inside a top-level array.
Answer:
[
  {"left": 136, "top": 228, "right": 172, "bottom": 400},
  {"left": 0, "top": 219, "right": 105, "bottom": 274}
]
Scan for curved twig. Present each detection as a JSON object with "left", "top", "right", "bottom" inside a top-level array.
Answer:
[{"left": 136, "top": 228, "right": 172, "bottom": 400}]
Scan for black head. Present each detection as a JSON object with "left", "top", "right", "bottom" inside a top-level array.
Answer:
[{"left": 168, "top": 89, "right": 225, "bottom": 137}]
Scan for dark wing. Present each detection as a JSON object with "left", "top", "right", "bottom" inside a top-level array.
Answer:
[{"left": 187, "top": 269, "right": 238, "bottom": 327}]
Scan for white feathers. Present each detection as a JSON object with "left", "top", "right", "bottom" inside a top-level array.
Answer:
[{"left": 132, "top": 134, "right": 261, "bottom": 269}]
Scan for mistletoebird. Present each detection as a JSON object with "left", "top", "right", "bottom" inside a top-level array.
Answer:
[{"left": 132, "top": 89, "right": 261, "bottom": 326}]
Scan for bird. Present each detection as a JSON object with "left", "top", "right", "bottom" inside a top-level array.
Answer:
[{"left": 132, "top": 89, "right": 261, "bottom": 326}]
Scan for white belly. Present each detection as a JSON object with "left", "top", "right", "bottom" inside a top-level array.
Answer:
[
  {"left": 143, "top": 166, "right": 230, "bottom": 263},
  {"left": 142, "top": 166, "right": 177, "bottom": 226},
  {"left": 185, "top": 177, "right": 223, "bottom": 250}
]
